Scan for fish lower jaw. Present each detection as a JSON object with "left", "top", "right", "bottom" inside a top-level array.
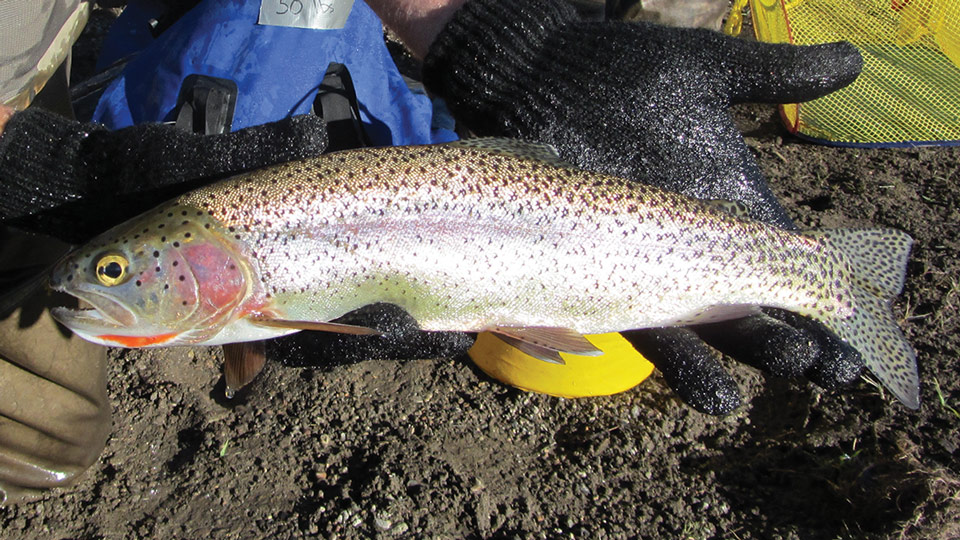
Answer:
[
  {"left": 50, "top": 305, "right": 124, "bottom": 330},
  {"left": 50, "top": 285, "right": 138, "bottom": 328},
  {"left": 49, "top": 308, "right": 183, "bottom": 348}
]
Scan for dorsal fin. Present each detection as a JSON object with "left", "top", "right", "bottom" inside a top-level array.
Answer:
[
  {"left": 703, "top": 199, "right": 752, "bottom": 219},
  {"left": 449, "top": 138, "right": 573, "bottom": 167}
]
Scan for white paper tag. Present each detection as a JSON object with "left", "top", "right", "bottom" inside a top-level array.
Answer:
[{"left": 258, "top": 0, "right": 354, "bottom": 30}]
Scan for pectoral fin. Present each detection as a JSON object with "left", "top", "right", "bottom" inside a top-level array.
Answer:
[
  {"left": 250, "top": 316, "right": 383, "bottom": 336},
  {"left": 222, "top": 341, "right": 267, "bottom": 399},
  {"left": 489, "top": 326, "right": 604, "bottom": 364}
]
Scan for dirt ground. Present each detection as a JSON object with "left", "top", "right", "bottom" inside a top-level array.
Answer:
[{"left": 2, "top": 6, "right": 960, "bottom": 540}]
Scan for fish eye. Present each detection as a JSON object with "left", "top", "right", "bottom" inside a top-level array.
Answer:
[{"left": 95, "top": 254, "right": 130, "bottom": 286}]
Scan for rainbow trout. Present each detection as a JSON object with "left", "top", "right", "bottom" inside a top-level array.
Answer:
[{"left": 49, "top": 139, "right": 919, "bottom": 407}]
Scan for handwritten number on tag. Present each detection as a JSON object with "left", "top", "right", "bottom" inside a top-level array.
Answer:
[
  {"left": 262, "top": 0, "right": 342, "bottom": 26},
  {"left": 274, "top": 0, "right": 335, "bottom": 16},
  {"left": 276, "top": 0, "right": 304, "bottom": 15}
]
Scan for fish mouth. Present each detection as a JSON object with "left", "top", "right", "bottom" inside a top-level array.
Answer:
[{"left": 50, "top": 285, "right": 137, "bottom": 331}]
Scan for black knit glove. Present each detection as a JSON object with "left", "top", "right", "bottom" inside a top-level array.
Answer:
[
  {"left": 423, "top": 0, "right": 865, "bottom": 414},
  {"left": 0, "top": 108, "right": 328, "bottom": 243}
]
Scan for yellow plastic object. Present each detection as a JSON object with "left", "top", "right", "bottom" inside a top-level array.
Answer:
[
  {"left": 749, "top": 0, "right": 960, "bottom": 146},
  {"left": 724, "top": 0, "right": 751, "bottom": 36},
  {"left": 468, "top": 332, "right": 655, "bottom": 398}
]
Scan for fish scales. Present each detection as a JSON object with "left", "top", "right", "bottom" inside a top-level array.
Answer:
[
  {"left": 179, "top": 145, "right": 837, "bottom": 333},
  {"left": 49, "top": 140, "right": 919, "bottom": 408}
]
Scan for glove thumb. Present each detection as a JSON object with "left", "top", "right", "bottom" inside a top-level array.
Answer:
[{"left": 726, "top": 40, "right": 863, "bottom": 104}]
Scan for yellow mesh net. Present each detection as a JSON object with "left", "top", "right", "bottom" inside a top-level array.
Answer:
[{"left": 746, "top": 0, "right": 960, "bottom": 146}]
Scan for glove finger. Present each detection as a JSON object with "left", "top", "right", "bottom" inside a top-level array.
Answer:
[
  {"left": 693, "top": 312, "right": 820, "bottom": 378},
  {"left": 93, "top": 114, "right": 331, "bottom": 196},
  {"left": 267, "top": 303, "right": 475, "bottom": 369},
  {"left": 673, "top": 129, "right": 796, "bottom": 229},
  {"left": 724, "top": 40, "right": 863, "bottom": 105},
  {"left": 0, "top": 454, "right": 61, "bottom": 505},
  {"left": 621, "top": 327, "right": 742, "bottom": 415},
  {"left": 0, "top": 418, "right": 96, "bottom": 498},
  {"left": 16, "top": 115, "right": 330, "bottom": 243},
  {"left": 183, "top": 114, "right": 331, "bottom": 179},
  {"left": 761, "top": 308, "right": 865, "bottom": 389}
]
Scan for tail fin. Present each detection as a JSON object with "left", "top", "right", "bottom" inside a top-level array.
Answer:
[{"left": 814, "top": 228, "right": 919, "bottom": 408}]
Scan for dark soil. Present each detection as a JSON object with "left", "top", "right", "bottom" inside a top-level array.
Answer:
[{"left": 2, "top": 6, "right": 959, "bottom": 540}]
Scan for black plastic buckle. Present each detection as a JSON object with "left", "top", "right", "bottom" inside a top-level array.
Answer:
[{"left": 173, "top": 74, "right": 238, "bottom": 135}]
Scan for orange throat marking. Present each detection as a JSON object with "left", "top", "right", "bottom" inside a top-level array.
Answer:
[{"left": 97, "top": 332, "right": 179, "bottom": 347}]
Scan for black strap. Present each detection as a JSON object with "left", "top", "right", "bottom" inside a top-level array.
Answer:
[{"left": 313, "top": 62, "right": 370, "bottom": 151}]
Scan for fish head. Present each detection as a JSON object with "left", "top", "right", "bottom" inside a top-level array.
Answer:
[{"left": 49, "top": 204, "right": 255, "bottom": 347}]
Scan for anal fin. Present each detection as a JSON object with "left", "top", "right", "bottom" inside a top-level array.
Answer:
[
  {"left": 223, "top": 341, "right": 267, "bottom": 399},
  {"left": 489, "top": 326, "right": 603, "bottom": 365}
]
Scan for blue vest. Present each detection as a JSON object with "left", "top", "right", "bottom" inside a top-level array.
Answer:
[{"left": 93, "top": 0, "right": 457, "bottom": 146}]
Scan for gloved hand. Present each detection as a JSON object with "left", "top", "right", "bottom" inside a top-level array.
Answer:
[
  {"left": 0, "top": 105, "right": 330, "bottom": 501},
  {"left": 0, "top": 245, "right": 110, "bottom": 505},
  {"left": 0, "top": 108, "right": 329, "bottom": 243},
  {"left": 422, "top": 0, "right": 866, "bottom": 413}
]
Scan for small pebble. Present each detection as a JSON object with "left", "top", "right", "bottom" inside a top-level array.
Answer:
[{"left": 374, "top": 516, "right": 392, "bottom": 531}]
